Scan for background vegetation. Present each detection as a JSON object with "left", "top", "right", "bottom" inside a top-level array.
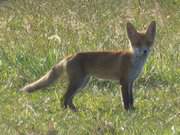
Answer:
[{"left": 0, "top": 0, "right": 179, "bottom": 134}]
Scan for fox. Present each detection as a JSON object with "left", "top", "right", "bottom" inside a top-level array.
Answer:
[{"left": 20, "top": 21, "right": 156, "bottom": 111}]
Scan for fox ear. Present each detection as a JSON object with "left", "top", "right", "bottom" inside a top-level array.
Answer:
[
  {"left": 146, "top": 21, "right": 156, "bottom": 42},
  {"left": 127, "top": 22, "right": 138, "bottom": 43}
]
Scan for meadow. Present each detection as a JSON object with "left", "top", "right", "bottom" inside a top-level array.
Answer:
[{"left": 0, "top": 0, "right": 179, "bottom": 134}]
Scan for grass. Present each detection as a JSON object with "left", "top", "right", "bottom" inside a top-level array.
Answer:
[{"left": 0, "top": 0, "right": 179, "bottom": 134}]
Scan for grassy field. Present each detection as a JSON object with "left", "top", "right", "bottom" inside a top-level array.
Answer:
[{"left": 0, "top": 0, "right": 179, "bottom": 134}]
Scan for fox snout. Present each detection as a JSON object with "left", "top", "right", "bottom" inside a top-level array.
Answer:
[
  {"left": 143, "top": 49, "right": 147, "bottom": 54},
  {"left": 141, "top": 48, "right": 149, "bottom": 56},
  {"left": 134, "top": 47, "right": 150, "bottom": 57}
]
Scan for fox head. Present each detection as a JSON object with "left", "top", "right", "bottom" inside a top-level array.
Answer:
[{"left": 127, "top": 21, "right": 156, "bottom": 57}]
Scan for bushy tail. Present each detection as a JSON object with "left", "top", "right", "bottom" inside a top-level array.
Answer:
[{"left": 20, "top": 60, "right": 66, "bottom": 93}]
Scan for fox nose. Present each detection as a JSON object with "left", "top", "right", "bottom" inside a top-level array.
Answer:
[{"left": 143, "top": 50, "right": 147, "bottom": 54}]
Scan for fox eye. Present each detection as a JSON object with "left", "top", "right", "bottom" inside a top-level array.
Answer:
[
  {"left": 146, "top": 40, "right": 153, "bottom": 46},
  {"left": 136, "top": 42, "right": 140, "bottom": 45},
  {"left": 135, "top": 41, "right": 141, "bottom": 46}
]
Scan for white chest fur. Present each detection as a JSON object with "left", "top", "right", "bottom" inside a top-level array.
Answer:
[{"left": 128, "top": 55, "right": 147, "bottom": 81}]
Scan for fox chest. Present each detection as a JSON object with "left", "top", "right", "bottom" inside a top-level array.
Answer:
[{"left": 128, "top": 57, "right": 147, "bottom": 81}]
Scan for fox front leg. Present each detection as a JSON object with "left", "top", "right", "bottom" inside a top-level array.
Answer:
[{"left": 120, "top": 81, "right": 134, "bottom": 110}]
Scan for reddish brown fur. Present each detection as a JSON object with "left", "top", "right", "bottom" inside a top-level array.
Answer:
[{"left": 69, "top": 51, "right": 132, "bottom": 80}]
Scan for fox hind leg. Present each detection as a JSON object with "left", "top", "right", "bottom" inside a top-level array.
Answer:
[{"left": 63, "top": 75, "right": 89, "bottom": 112}]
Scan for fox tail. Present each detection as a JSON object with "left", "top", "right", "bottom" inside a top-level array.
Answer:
[{"left": 20, "top": 59, "right": 67, "bottom": 93}]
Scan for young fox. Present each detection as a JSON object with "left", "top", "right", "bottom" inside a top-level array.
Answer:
[{"left": 20, "top": 21, "right": 156, "bottom": 111}]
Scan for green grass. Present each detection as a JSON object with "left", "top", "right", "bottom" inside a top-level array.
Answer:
[{"left": 0, "top": 0, "right": 180, "bottom": 134}]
